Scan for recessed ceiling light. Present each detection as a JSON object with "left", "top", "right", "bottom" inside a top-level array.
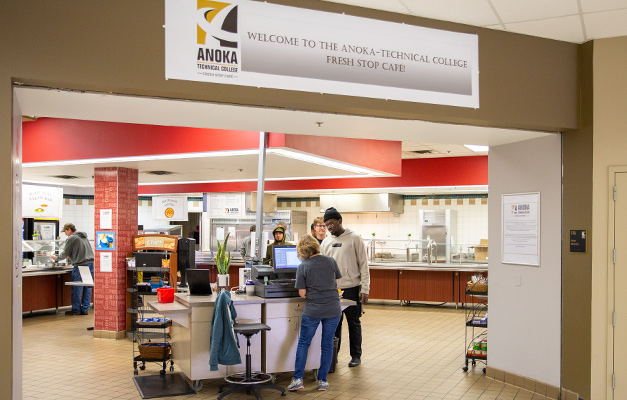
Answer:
[{"left": 464, "top": 144, "right": 489, "bottom": 152}]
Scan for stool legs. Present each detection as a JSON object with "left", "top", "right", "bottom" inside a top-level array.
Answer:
[{"left": 218, "top": 334, "right": 286, "bottom": 399}]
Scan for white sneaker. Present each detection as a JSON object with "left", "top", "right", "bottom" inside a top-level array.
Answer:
[
  {"left": 318, "top": 380, "right": 329, "bottom": 391},
  {"left": 287, "top": 378, "right": 304, "bottom": 391}
]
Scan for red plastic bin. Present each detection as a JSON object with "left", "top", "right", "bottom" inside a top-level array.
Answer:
[{"left": 157, "top": 287, "right": 174, "bottom": 303}]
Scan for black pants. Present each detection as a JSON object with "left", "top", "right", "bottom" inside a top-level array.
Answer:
[{"left": 335, "top": 285, "right": 362, "bottom": 359}]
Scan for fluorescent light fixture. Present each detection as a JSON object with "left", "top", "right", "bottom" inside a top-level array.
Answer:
[
  {"left": 138, "top": 174, "right": 374, "bottom": 186},
  {"left": 22, "top": 150, "right": 259, "bottom": 168},
  {"left": 464, "top": 144, "right": 489, "bottom": 152},
  {"left": 269, "top": 148, "right": 385, "bottom": 176}
]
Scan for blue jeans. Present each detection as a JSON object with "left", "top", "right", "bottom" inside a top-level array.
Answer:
[
  {"left": 294, "top": 314, "right": 341, "bottom": 382},
  {"left": 71, "top": 263, "right": 94, "bottom": 313}
]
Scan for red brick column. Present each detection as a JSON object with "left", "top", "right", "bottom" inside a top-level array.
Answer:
[{"left": 93, "top": 167, "right": 138, "bottom": 338}]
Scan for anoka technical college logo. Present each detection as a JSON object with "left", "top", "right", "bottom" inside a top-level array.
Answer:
[
  {"left": 196, "top": 0, "right": 240, "bottom": 74},
  {"left": 511, "top": 204, "right": 531, "bottom": 215}
]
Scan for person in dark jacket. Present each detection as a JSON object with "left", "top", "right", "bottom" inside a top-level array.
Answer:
[
  {"left": 51, "top": 223, "right": 95, "bottom": 315},
  {"left": 262, "top": 225, "right": 288, "bottom": 266}
]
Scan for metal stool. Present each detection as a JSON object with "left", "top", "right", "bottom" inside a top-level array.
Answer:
[{"left": 218, "top": 323, "right": 286, "bottom": 399}]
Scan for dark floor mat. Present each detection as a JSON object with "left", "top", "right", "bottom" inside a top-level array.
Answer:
[{"left": 133, "top": 373, "right": 195, "bottom": 399}]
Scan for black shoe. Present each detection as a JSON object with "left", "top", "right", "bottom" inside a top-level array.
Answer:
[
  {"left": 328, "top": 366, "right": 335, "bottom": 374},
  {"left": 79, "top": 311, "right": 88, "bottom": 315},
  {"left": 348, "top": 357, "right": 361, "bottom": 367},
  {"left": 65, "top": 310, "right": 79, "bottom": 316}
]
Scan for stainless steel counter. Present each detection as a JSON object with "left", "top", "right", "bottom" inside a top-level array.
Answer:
[{"left": 22, "top": 265, "right": 72, "bottom": 277}]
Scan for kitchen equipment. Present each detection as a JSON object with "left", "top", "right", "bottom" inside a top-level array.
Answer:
[{"left": 45, "top": 259, "right": 56, "bottom": 268}]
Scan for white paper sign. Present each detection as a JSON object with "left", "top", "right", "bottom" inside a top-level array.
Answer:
[
  {"left": 502, "top": 192, "right": 540, "bottom": 266},
  {"left": 205, "top": 192, "right": 244, "bottom": 218},
  {"left": 22, "top": 184, "right": 63, "bottom": 218},
  {"left": 100, "top": 252, "right": 112, "bottom": 273},
  {"left": 152, "top": 196, "right": 189, "bottom": 221},
  {"left": 100, "top": 209, "right": 113, "bottom": 229},
  {"left": 165, "top": 0, "right": 479, "bottom": 108}
]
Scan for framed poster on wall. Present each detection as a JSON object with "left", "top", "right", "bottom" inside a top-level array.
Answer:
[{"left": 502, "top": 192, "right": 540, "bottom": 266}]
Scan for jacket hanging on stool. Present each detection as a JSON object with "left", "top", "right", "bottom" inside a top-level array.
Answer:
[{"left": 209, "top": 290, "right": 241, "bottom": 371}]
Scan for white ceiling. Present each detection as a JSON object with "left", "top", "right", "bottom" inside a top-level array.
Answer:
[{"left": 324, "top": 0, "right": 627, "bottom": 43}]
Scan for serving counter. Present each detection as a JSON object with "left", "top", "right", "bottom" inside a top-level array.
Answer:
[
  {"left": 367, "top": 262, "right": 488, "bottom": 304},
  {"left": 149, "top": 292, "right": 355, "bottom": 390},
  {"left": 22, "top": 265, "right": 74, "bottom": 312}
]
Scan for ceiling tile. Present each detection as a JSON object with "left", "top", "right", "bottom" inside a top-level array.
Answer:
[
  {"left": 580, "top": 0, "right": 627, "bottom": 13},
  {"left": 402, "top": 0, "right": 501, "bottom": 26},
  {"left": 583, "top": 9, "right": 627, "bottom": 40},
  {"left": 505, "top": 15, "right": 585, "bottom": 43},
  {"left": 322, "top": 0, "right": 409, "bottom": 14},
  {"left": 491, "top": 0, "right": 579, "bottom": 23}
]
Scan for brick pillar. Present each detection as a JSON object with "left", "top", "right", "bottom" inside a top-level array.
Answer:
[{"left": 93, "top": 167, "right": 138, "bottom": 339}]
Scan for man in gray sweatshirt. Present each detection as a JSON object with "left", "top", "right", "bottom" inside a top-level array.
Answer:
[
  {"left": 52, "top": 223, "right": 95, "bottom": 315},
  {"left": 321, "top": 207, "right": 370, "bottom": 368}
]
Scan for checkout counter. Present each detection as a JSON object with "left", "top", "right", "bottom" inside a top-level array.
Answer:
[{"left": 150, "top": 284, "right": 354, "bottom": 391}]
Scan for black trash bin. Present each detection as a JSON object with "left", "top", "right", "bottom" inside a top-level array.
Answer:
[{"left": 328, "top": 337, "right": 339, "bottom": 373}]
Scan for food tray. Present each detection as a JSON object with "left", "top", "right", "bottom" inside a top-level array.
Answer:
[{"left": 466, "top": 282, "right": 488, "bottom": 293}]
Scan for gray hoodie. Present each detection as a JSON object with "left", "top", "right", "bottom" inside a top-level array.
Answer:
[{"left": 59, "top": 231, "right": 95, "bottom": 266}]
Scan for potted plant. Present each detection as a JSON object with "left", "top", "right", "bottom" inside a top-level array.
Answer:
[{"left": 215, "top": 234, "right": 232, "bottom": 290}]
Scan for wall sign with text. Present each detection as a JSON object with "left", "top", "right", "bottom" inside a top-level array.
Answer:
[{"left": 165, "top": 0, "right": 479, "bottom": 108}]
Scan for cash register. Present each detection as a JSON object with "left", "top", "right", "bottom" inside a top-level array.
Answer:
[{"left": 251, "top": 245, "right": 299, "bottom": 298}]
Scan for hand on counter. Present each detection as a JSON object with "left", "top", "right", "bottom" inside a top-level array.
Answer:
[
  {"left": 50, "top": 255, "right": 57, "bottom": 261},
  {"left": 359, "top": 293, "right": 369, "bottom": 304}
]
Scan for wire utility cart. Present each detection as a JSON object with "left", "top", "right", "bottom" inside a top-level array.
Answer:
[
  {"left": 462, "top": 282, "right": 488, "bottom": 373},
  {"left": 128, "top": 264, "right": 174, "bottom": 375}
]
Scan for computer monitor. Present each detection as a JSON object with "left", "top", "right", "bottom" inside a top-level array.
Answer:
[{"left": 272, "top": 245, "right": 300, "bottom": 278}]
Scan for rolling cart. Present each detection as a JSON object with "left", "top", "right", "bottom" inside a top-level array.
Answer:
[{"left": 462, "top": 281, "right": 488, "bottom": 373}]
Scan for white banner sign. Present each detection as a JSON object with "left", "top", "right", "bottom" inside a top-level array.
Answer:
[
  {"left": 165, "top": 0, "right": 479, "bottom": 108},
  {"left": 152, "top": 196, "right": 189, "bottom": 221},
  {"left": 204, "top": 192, "right": 244, "bottom": 218},
  {"left": 22, "top": 184, "right": 63, "bottom": 218},
  {"left": 502, "top": 192, "right": 540, "bottom": 266}
]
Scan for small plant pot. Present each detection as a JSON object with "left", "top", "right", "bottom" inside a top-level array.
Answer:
[{"left": 217, "top": 274, "right": 230, "bottom": 291}]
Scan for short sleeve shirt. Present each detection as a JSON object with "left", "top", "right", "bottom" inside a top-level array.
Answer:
[{"left": 295, "top": 254, "right": 342, "bottom": 319}]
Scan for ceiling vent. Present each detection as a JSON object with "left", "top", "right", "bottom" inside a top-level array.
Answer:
[
  {"left": 50, "top": 175, "right": 79, "bottom": 180},
  {"left": 145, "top": 170, "right": 176, "bottom": 176}
]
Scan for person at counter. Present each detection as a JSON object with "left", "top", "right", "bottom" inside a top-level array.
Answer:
[
  {"left": 321, "top": 207, "right": 370, "bottom": 368},
  {"left": 238, "top": 224, "right": 256, "bottom": 260},
  {"left": 311, "top": 217, "right": 326, "bottom": 244},
  {"left": 262, "top": 225, "right": 287, "bottom": 266},
  {"left": 278, "top": 220, "right": 291, "bottom": 241},
  {"left": 51, "top": 223, "right": 94, "bottom": 316},
  {"left": 287, "top": 235, "right": 342, "bottom": 392}
]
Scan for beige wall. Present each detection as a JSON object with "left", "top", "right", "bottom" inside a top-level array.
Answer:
[
  {"left": 0, "top": 1, "right": 584, "bottom": 397},
  {"left": 590, "top": 36, "right": 627, "bottom": 399}
]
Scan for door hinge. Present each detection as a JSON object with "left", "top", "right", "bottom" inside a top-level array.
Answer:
[
  {"left": 613, "top": 310, "right": 616, "bottom": 327},
  {"left": 614, "top": 186, "right": 617, "bottom": 201},
  {"left": 614, "top": 249, "right": 617, "bottom": 264},
  {"left": 613, "top": 373, "right": 615, "bottom": 389}
]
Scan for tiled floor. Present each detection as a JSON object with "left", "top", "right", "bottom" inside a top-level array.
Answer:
[{"left": 22, "top": 302, "right": 548, "bottom": 399}]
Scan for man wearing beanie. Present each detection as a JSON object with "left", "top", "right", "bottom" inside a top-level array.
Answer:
[{"left": 320, "top": 207, "right": 369, "bottom": 368}]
